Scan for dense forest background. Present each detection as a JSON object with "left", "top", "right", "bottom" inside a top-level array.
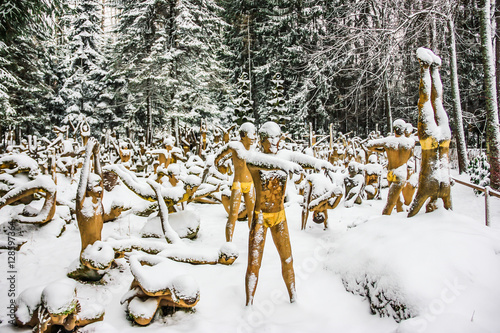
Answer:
[{"left": 0, "top": 0, "right": 493, "bottom": 147}]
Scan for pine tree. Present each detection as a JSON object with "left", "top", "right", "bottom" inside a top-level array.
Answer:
[
  {"left": 266, "top": 72, "right": 288, "bottom": 125},
  {"left": 59, "top": 0, "right": 108, "bottom": 134},
  {"left": 111, "top": 0, "right": 228, "bottom": 143},
  {"left": 0, "top": 0, "right": 64, "bottom": 138},
  {"left": 233, "top": 72, "right": 254, "bottom": 125}
]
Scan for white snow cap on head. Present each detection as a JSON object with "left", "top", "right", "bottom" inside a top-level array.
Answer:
[
  {"left": 164, "top": 137, "right": 175, "bottom": 147},
  {"left": 259, "top": 121, "right": 281, "bottom": 139},
  {"left": 404, "top": 123, "right": 414, "bottom": 133},
  {"left": 393, "top": 119, "right": 406, "bottom": 135},
  {"left": 167, "top": 163, "right": 181, "bottom": 175},
  {"left": 416, "top": 47, "right": 441, "bottom": 66},
  {"left": 393, "top": 119, "right": 406, "bottom": 129},
  {"left": 368, "top": 154, "right": 378, "bottom": 164},
  {"left": 240, "top": 122, "right": 256, "bottom": 138}
]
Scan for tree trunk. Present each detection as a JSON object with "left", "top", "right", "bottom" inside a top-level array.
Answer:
[
  {"left": 496, "top": 0, "right": 500, "bottom": 107},
  {"left": 384, "top": 75, "right": 392, "bottom": 135},
  {"left": 448, "top": 16, "right": 468, "bottom": 173},
  {"left": 479, "top": 0, "right": 500, "bottom": 190},
  {"left": 146, "top": 94, "right": 152, "bottom": 146}
]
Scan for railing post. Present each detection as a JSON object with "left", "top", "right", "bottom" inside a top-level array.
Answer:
[{"left": 485, "top": 186, "right": 490, "bottom": 227}]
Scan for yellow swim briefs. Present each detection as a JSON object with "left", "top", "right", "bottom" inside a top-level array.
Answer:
[
  {"left": 255, "top": 210, "right": 286, "bottom": 228},
  {"left": 232, "top": 181, "right": 254, "bottom": 194},
  {"left": 387, "top": 170, "right": 397, "bottom": 183}
]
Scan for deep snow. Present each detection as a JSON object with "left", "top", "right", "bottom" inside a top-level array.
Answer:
[{"left": 1, "top": 170, "right": 499, "bottom": 333}]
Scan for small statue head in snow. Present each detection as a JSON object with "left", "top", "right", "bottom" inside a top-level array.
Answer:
[
  {"left": 348, "top": 161, "right": 361, "bottom": 176},
  {"left": 404, "top": 123, "right": 414, "bottom": 138},
  {"left": 368, "top": 154, "right": 378, "bottom": 164},
  {"left": 259, "top": 121, "right": 282, "bottom": 154},
  {"left": 87, "top": 173, "right": 103, "bottom": 196},
  {"left": 393, "top": 119, "right": 406, "bottom": 136},
  {"left": 239, "top": 122, "right": 257, "bottom": 149}
]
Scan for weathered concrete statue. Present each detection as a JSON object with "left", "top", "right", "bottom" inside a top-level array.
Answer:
[
  {"left": 214, "top": 122, "right": 257, "bottom": 242},
  {"left": 366, "top": 119, "right": 415, "bottom": 215},
  {"left": 408, "top": 48, "right": 452, "bottom": 217},
  {"left": 76, "top": 138, "right": 104, "bottom": 264},
  {"left": 244, "top": 121, "right": 333, "bottom": 305},
  {"left": 244, "top": 121, "right": 301, "bottom": 306}
]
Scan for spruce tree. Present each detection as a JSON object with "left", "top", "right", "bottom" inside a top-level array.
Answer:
[{"left": 59, "top": 0, "right": 108, "bottom": 134}]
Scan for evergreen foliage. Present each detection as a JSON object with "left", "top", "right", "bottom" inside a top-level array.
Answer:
[
  {"left": 0, "top": 0, "right": 496, "bottom": 164},
  {"left": 58, "top": 0, "right": 108, "bottom": 134},
  {"left": 233, "top": 72, "right": 253, "bottom": 125},
  {"left": 468, "top": 153, "right": 490, "bottom": 195}
]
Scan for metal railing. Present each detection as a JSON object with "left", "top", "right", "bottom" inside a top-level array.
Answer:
[{"left": 452, "top": 177, "right": 500, "bottom": 226}]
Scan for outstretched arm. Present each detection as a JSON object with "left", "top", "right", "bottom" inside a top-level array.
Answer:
[
  {"left": 245, "top": 150, "right": 303, "bottom": 176},
  {"left": 76, "top": 138, "right": 98, "bottom": 205},
  {"left": 214, "top": 144, "right": 232, "bottom": 167},
  {"left": 278, "top": 149, "right": 334, "bottom": 172},
  {"left": 365, "top": 138, "right": 387, "bottom": 152}
]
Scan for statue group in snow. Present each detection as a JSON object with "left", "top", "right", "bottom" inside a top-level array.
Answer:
[{"left": 1, "top": 46, "right": 457, "bottom": 330}]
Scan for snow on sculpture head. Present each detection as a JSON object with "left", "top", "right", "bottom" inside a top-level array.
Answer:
[
  {"left": 239, "top": 122, "right": 257, "bottom": 149},
  {"left": 393, "top": 119, "right": 406, "bottom": 136},
  {"left": 240, "top": 122, "right": 256, "bottom": 140},
  {"left": 348, "top": 161, "right": 360, "bottom": 175},
  {"left": 164, "top": 137, "right": 175, "bottom": 148},
  {"left": 259, "top": 121, "right": 281, "bottom": 139},
  {"left": 404, "top": 123, "right": 414, "bottom": 137},
  {"left": 259, "top": 121, "right": 282, "bottom": 154},
  {"left": 87, "top": 173, "right": 103, "bottom": 195},
  {"left": 167, "top": 163, "right": 181, "bottom": 176}
]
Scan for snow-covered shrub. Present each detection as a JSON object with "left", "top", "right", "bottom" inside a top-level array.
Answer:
[{"left": 467, "top": 153, "right": 490, "bottom": 195}]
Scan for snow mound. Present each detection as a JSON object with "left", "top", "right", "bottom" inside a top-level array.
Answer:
[
  {"left": 219, "top": 241, "right": 239, "bottom": 258},
  {"left": 15, "top": 285, "right": 44, "bottom": 325},
  {"left": 325, "top": 210, "right": 500, "bottom": 324},
  {"left": 141, "top": 210, "right": 200, "bottom": 239},
  {"left": 81, "top": 241, "right": 115, "bottom": 270},
  {"left": 41, "top": 279, "right": 77, "bottom": 315},
  {"left": 77, "top": 298, "right": 105, "bottom": 320},
  {"left": 129, "top": 254, "right": 200, "bottom": 303}
]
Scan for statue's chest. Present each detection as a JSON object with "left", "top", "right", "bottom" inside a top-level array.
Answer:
[{"left": 259, "top": 170, "right": 287, "bottom": 196}]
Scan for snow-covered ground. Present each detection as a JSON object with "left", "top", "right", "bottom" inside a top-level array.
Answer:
[{"left": 1, "top": 170, "right": 499, "bottom": 333}]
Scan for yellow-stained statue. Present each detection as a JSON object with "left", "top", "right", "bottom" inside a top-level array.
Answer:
[{"left": 408, "top": 47, "right": 452, "bottom": 217}]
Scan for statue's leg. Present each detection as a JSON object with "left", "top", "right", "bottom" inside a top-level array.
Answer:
[
  {"left": 245, "top": 217, "right": 267, "bottom": 306},
  {"left": 301, "top": 189, "right": 312, "bottom": 230},
  {"left": 226, "top": 188, "right": 242, "bottom": 242},
  {"left": 270, "top": 220, "right": 296, "bottom": 303},
  {"left": 243, "top": 190, "right": 255, "bottom": 229},
  {"left": 425, "top": 196, "right": 438, "bottom": 213},
  {"left": 382, "top": 181, "right": 404, "bottom": 215},
  {"left": 417, "top": 49, "right": 438, "bottom": 138},
  {"left": 441, "top": 185, "right": 453, "bottom": 210},
  {"left": 430, "top": 59, "right": 451, "bottom": 135},
  {"left": 407, "top": 189, "right": 429, "bottom": 217}
]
